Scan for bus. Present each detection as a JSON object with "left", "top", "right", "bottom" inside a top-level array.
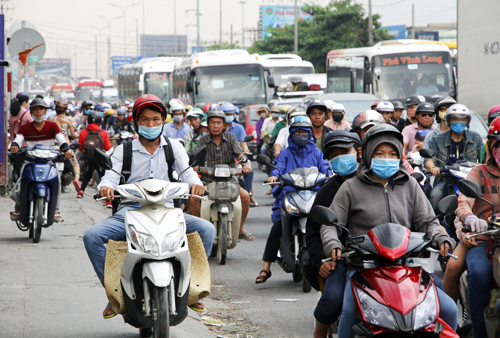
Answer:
[
  {"left": 172, "top": 49, "right": 273, "bottom": 107},
  {"left": 76, "top": 80, "right": 104, "bottom": 101},
  {"left": 50, "top": 83, "right": 75, "bottom": 100},
  {"left": 326, "top": 43, "right": 456, "bottom": 101},
  {"left": 117, "top": 57, "right": 182, "bottom": 103}
]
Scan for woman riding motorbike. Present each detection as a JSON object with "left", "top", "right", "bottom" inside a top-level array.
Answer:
[{"left": 320, "top": 124, "right": 457, "bottom": 338}]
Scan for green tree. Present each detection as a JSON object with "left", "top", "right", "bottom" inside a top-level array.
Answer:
[
  {"left": 247, "top": 0, "right": 392, "bottom": 72},
  {"left": 206, "top": 41, "right": 241, "bottom": 51}
]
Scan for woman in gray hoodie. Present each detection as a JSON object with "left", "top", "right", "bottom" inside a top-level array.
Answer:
[{"left": 320, "top": 124, "right": 457, "bottom": 338}]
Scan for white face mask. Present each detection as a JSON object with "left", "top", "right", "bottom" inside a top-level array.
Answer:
[
  {"left": 260, "top": 113, "right": 267, "bottom": 119},
  {"left": 271, "top": 113, "right": 279, "bottom": 118}
]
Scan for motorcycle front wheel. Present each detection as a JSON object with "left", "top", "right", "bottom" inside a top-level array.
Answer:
[
  {"left": 218, "top": 213, "right": 228, "bottom": 265},
  {"left": 32, "top": 196, "right": 44, "bottom": 243},
  {"left": 151, "top": 286, "right": 170, "bottom": 338}
]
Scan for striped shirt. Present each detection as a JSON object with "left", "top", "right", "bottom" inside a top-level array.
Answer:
[{"left": 195, "top": 131, "right": 243, "bottom": 168}]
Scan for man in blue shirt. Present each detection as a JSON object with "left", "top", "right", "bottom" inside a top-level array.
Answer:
[{"left": 162, "top": 101, "right": 191, "bottom": 139}]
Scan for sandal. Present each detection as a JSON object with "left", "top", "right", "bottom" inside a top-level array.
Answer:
[
  {"left": 265, "top": 188, "right": 272, "bottom": 195},
  {"left": 103, "top": 302, "right": 116, "bottom": 319},
  {"left": 239, "top": 231, "right": 255, "bottom": 241},
  {"left": 188, "top": 301, "right": 206, "bottom": 313},
  {"left": 255, "top": 269, "right": 271, "bottom": 284},
  {"left": 249, "top": 195, "right": 260, "bottom": 207},
  {"left": 53, "top": 212, "right": 63, "bottom": 223}
]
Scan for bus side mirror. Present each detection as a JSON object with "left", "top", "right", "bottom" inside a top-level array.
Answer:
[
  {"left": 267, "top": 75, "right": 275, "bottom": 88},
  {"left": 186, "top": 78, "right": 193, "bottom": 93},
  {"left": 363, "top": 71, "right": 373, "bottom": 86},
  {"left": 139, "top": 74, "right": 144, "bottom": 91}
]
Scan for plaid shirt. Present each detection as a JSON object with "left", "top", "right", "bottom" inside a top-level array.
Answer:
[
  {"left": 455, "top": 163, "right": 500, "bottom": 240},
  {"left": 195, "top": 131, "right": 243, "bottom": 168}
]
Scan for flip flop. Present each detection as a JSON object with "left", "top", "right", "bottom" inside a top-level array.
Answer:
[
  {"left": 239, "top": 231, "right": 255, "bottom": 241},
  {"left": 188, "top": 301, "right": 206, "bottom": 313},
  {"left": 103, "top": 302, "right": 116, "bottom": 319}
]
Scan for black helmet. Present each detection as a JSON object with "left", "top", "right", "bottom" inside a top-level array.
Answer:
[
  {"left": 30, "top": 98, "right": 48, "bottom": 109},
  {"left": 81, "top": 100, "right": 93, "bottom": 111},
  {"left": 405, "top": 94, "right": 425, "bottom": 107},
  {"left": 393, "top": 101, "right": 404, "bottom": 110},
  {"left": 306, "top": 100, "right": 327, "bottom": 115},
  {"left": 434, "top": 96, "right": 456, "bottom": 123},
  {"left": 206, "top": 109, "right": 225, "bottom": 122},
  {"left": 87, "top": 111, "right": 102, "bottom": 125},
  {"left": 361, "top": 124, "right": 403, "bottom": 166},
  {"left": 323, "top": 130, "right": 361, "bottom": 159},
  {"left": 415, "top": 102, "right": 435, "bottom": 115}
]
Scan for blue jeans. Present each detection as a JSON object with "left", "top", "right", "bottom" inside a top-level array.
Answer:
[
  {"left": 243, "top": 170, "right": 254, "bottom": 193},
  {"left": 83, "top": 203, "right": 215, "bottom": 285},
  {"left": 429, "top": 180, "right": 447, "bottom": 211},
  {"left": 338, "top": 270, "right": 457, "bottom": 338},
  {"left": 466, "top": 244, "right": 493, "bottom": 338},
  {"left": 314, "top": 260, "right": 347, "bottom": 325},
  {"left": 260, "top": 143, "right": 267, "bottom": 155}
]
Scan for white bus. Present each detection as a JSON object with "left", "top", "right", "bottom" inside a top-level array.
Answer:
[
  {"left": 172, "top": 49, "right": 273, "bottom": 107},
  {"left": 118, "top": 57, "right": 183, "bottom": 103},
  {"left": 326, "top": 42, "right": 456, "bottom": 101}
]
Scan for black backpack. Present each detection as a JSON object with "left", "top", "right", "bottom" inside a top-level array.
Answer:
[
  {"left": 121, "top": 136, "right": 175, "bottom": 184},
  {"left": 83, "top": 129, "right": 104, "bottom": 162}
]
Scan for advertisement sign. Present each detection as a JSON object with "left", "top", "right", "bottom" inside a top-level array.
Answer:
[
  {"left": 261, "top": 5, "right": 311, "bottom": 40},
  {"left": 406, "top": 30, "right": 439, "bottom": 41},
  {"left": 35, "top": 58, "right": 71, "bottom": 77},
  {"left": 380, "top": 25, "right": 406, "bottom": 40},
  {"left": 377, "top": 52, "right": 448, "bottom": 67},
  {"left": 191, "top": 46, "right": 209, "bottom": 54},
  {"left": 111, "top": 56, "right": 132, "bottom": 75}
]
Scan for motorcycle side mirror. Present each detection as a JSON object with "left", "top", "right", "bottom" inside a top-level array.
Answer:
[
  {"left": 435, "top": 195, "right": 458, "bottom": 217},
  {"left": 244, "top": 134, "right": 254, "bottom": 143},
  {"left": 410, "top": 171, "right": 425, "bottom": 183},
  {"left": 94, "top": 148, "right": 113, "bottom": 170},
  {"left": 189, "top": 145, "right": 207, "bottom": 167},
  {"left": 70, "top": 143, "right": 81, "bottom": 150},
  {"left": 310, "top": 205, "right": 338, "bottom": 225},
  {"left": 419, "top": 148, "right": 434, "bottom": 158},
  {"left": 256, "top": 154, "right": 271, "bottom": 166},
  {"left": 458, "top": 179, "right": 482, "bottom": 199}
]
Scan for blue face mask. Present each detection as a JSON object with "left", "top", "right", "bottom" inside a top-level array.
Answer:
[
  {"left": 371, "top": 158, "right": 400, "bottom": 179},
  {"left": 329, "top": 153, "right": 358, "bottom": 176},
  {"left": 450, "top": 121, "right": 467, "bottom": 134},
  {"left": 202, "top": 132, "right": 208, "bottom": 136},
  {"left": 85, "top": 109, "right": 92, "bottom": 115},
  {"left": 108, "top": 118, "right": 116, "bottom": 125},
  {"left": 225, "top": 115, "right": 234, "bottom": 124},
  {"left": 138, "top": 125, "right": 163, "bottom": 140},
  {"left": 99, "top": 111, "right": 104, "bottom": 117}
]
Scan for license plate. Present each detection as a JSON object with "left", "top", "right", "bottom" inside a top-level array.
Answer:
[{"left": 56, "top": 162, "right": 64, "bottom": 171}]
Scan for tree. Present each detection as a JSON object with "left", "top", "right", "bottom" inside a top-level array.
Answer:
[
  {"left": 206, "top": 41, "right": 241, "bottom": 51},
  {"left": 247, "top": 0, "right": 393, "bottom": 73}
]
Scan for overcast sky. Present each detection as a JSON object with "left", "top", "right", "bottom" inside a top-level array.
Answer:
[{"left": 8, "top": 0, "right": 457, "bottom": 78}]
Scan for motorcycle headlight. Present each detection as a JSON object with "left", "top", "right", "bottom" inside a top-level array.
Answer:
[
  {"left": 305, "top": 173, "right": 318, "bottom": 188},
  {"left": 355, "top": 287, "right": 398, "bottom": 331},
  {"left": 284, "top": 194, "right": 300, "bottom": 215},
  {"left": 129, "top": 225, "right": 159, "bottom": 256},
  {"left": 161, "top": 222, "right": 185, "bottom": 254},
  {"left": 290, "top": 173, "right": 305, "bottom": 188},
  {"left": 413, "top": 284, "right": 437, "bottom": 330},
  {"left": 214, "top": 167, "right": 231, "bottom": 178}
]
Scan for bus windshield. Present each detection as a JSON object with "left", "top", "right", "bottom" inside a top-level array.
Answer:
[
  {"left": 372, "top": 51, "right": 455, "bottom": 100},
  {"left": 269, "top": 66, "right": 313, "bottom": 83},
  {"left": 193, "top": 64, "right": 266, "bottom": 106},
  {"left": 145, "top": 72, "right": 171, "bottom": 102}
]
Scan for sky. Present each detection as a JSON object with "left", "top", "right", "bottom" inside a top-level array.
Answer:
[{"left": 7, "top": 0, "right": 458, "bottom": 79}]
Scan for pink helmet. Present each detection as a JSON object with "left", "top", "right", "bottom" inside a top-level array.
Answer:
[
  {"left": 488, "top": 105, "right": 500, "bottom": 116},
  {"left": 353, "top": 110, "right": 386, "bottom": 130}
]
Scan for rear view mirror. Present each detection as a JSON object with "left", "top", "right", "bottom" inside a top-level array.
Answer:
[
  {"left": 189, "top": 145, "right": 206, "bottom": 167},
  {"left": 94, "top": 148, "right": 113, "bottom": 170},
  {"left": 186, "top": 78, "right": 193, "bottom": 93},
  {"left": 256, "top": 154, "right": 271, "bottom": 166},
  {"left": 435, "top": 195, "right": 458, "bottom": 217},
  {"left": 410, "top": 171, "right": 425, "bottom": 183},
  {"left": 458, "top": 179, "right": 482, "bottom": 199},
  {"left": 244, "top": 134, "right": 254, "bottom": 143},
  {"left": 419, "top": 149, "right": 434, "bottom": 158},
  {"left": 310, "top": 205, "right": 338, "bottom": 225},
  {"left": 267, "top": 75, "right": 275, "bottom": 88}
]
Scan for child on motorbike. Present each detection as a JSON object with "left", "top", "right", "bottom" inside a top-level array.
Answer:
[
  {"left": 321, "top": 124, "right": 457, "bottom": 338},
  {"left": 255, "top": 115, "right": 330, "bottom": 284}
]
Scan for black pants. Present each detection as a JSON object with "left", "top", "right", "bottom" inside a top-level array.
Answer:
[
  {"left": 81, "top": 161, "right": 103, "bottom": 192},
  {"left": 262, "top": 220, "right": 282, "bottom": 262}
]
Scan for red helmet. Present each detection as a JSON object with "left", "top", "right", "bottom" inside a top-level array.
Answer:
[
  {"left": 489, "top": 105, "right": 500, "bottom": 117},
  {"left": 371, "top": 100, "right": 381, "bottom": 110},
  {"left": 132, "top": 94, "right": 167, "bottom": 120},
  {"left": 488, "top": 116, "right": 500, "bottom": 139}
]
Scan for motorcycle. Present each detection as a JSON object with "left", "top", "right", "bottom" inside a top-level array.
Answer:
[
  {"left": 117, "top": 130, "right": 134, "bottom": 145},
  {"left": 93, "top": 146, "right": 207, "bottom": 338},
  {"left": 310, "top": 195, "right": 460, "bottom": 337},
  {"left": 456, "top": 179, "right": 500, "bottom": 338},
  {"left": 257, "top": 154, "right": 328, "bottom": 292},
  {"left": 10, "top": 143, "right": 80, "bottom": 243}
]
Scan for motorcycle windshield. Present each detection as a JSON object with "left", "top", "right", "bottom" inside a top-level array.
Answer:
[
  {"left": 366, "top": 223, "right": 411, "bottom": 261},
  {"left": 288, "top": 167, "right": 324, "bottom": 189}
]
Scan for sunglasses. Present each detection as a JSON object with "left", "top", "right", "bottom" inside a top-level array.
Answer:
[{"left": 419, "top": 113, "right": 434, "bottom": 118}]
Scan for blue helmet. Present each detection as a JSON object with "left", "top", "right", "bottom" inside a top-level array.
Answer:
[
  {"left": 234, "top": 106, "right": 240, "bottom": 115},
  {"left": 219, "top": 102, "right": 236, "bottom": 114}
]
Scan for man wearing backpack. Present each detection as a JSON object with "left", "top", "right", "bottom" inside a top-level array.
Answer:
[{"left": 77, "top": 111, "right": 112, "bottom": 201}]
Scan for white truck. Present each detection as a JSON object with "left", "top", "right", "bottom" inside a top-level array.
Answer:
[{"left": 457, "top": 0, "right": 500, "bottom": 117}]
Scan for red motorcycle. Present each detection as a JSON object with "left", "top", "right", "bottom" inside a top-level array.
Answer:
[{"left": 311, "top": 195, "right": 459, "bottom": 338}]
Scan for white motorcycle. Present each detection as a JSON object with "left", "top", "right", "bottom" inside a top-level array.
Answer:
[{"left": 94, "top": 147, "right": 207, "bottom": 338}]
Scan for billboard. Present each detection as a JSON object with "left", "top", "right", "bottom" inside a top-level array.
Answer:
[
  {"left": 407, "top": 30, "right": 439, "bottom": 41},
  {"left": 34, "top": 58, "right": 71, "bottom": 77},
  {"left": 112, "top": 56, "right": 132, "bottom": 76},
  {"left": 380, "top": 25, "right": 406, "bottom": 40},
  {"left": 261, "top": 5, "right": 312, "bottom": 40}
]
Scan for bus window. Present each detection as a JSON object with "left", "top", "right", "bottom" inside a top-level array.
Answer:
[
  {"left": 145, "top": 72, "right": 171, "bottom": 102},
  {"left": 327, "top": 56, "right": 364, "bottom": 94}
]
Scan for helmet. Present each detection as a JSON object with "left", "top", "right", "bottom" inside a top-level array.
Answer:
[
  {"left": 206, "top": 109, "right": 226, "bottom": 122},
  {"left": 200, "top": 116, "right": 208, "bottom": 127},
  {"left": 306, "top": 100, "right": 327, "bottom": 115},
  {"left": 30, "top": 98, "right": 48, "bottom": 109},
  {"left": 488, "top": 105, "right": 500, "bottom": 117},
  {"left": 132, "top": 94, "right": 167, "bottom": 123},
  {"left": 331, "top": 103, "right": 345, "bottom": 112},
  {"left": 203, "top": 103, "right": 219, "bottom": 112},
  {"left": 488, "top": 116, "right": 500, "bottom": 139},
  {"left": 87, "top": 111, "right": 102, "bottom": 125},
  {"left": 323, "top": 130, "right": 361, "bottom": 159},
  {"left": 371, "top": 100, "right": 381, "bottom": 110},
  {"left": 445, "top": 104, "right": 472, "bottom": 127},
  {"left": 393, "top": 101, "right": 404, "bottom": 110},
  {"left": 94, "top": 104, "right": 105, "bottom": 112},
  {"left": 434, "top": 96, "right": 457, "bottom": 123},
  {"left": 186, "top": 107, "right": 205, "bottom": 120},
  {"left": 170, "top": 103, "right": 185, "bottom": 113},
  {"left": 376, "top": 101, "right": 394, "bottom": 112},
  {"left": 323, "top": 99, "right": 335, "bottom": 111},
  {"left": 361, "top": 124, "right": 403, "bottom": 164},
  {"left": 488, "top": 105, "right": 500, "bottom": 125},
  {"left": 353, "top": 110, "right": 385, "bottom": 130},
  {"left": 280, "top": 104, "right": 292, "bottom": 114},
  {"left": 405, "top": 94, "right": 425, "bottom": 107},
  {"left": 301, "top": 96, "right": 315, "bottom": 108},
  {"left": 55, "top": 100, "right": 68, "bottom": 109},
  {"left": 116, "top": 108, "right": 126, "bottom": 115},
  {"left": 288, "top": 106, "right": 307, "bottom": 121},
  {"left": 168, "top": 98, "right": 183, "bottom": 108},
  {"left": 111, "top": 103, "right": 118, "bottom": 109},
  {"left": 185, "top": 104, "right": 193, "bottom": 110},
  {"left": 258, "top": 105, "right": 270, "bottom": 114},
  {"left": 415, "top": 102, "right": 435, "bottom": 115},
  {"left": 219, "top": 102, "right": 236, "bottom": 114},
  {"left": 289, "top": 115, "right": 312, "bottom": 129}
]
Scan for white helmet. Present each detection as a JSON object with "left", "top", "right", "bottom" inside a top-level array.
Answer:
[
  {"left": 376, "top": 101, "right": 394, "bottom": 112},
  {"left": 331, "top": 103, "right": 345, "bottom": 113},
  {"left": 445, "top": 104, "right": 472, "bottom": 126},
  {"left": 170, "top": 102, "right": 185, "bottom": 113},
  {"left": 44, "top": 97, "right": 54, "bottom": 109},
  {"left": 323, "top": 99, "right": 336, "bottom": 110}
]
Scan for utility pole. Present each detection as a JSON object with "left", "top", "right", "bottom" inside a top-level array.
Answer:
[
  {"left": 174, "top": 0, "right": 177, "bottom": 53},
  {"left": 231, "top": 24, "right": 233, "bottom": 47},
  {"left": 136, "top": 19, "right": 139, "bottom": 57},
  {"left": 94, "top": 38, "right": 98, "bottom": 78},
  {"left": 294, "top": 0, "right": 298, "bottom": 54},
  {"left": 142, "top": 0, "right": 145, "bottom": 56},
  {"left": 239, "top": 0, "right": 245, "bottom": 49},
  {"left": 197, "top": 0, "right": 200, "bottom": 49},
  {"left": 368, "top": 0, "right": 373, "bottom": 45},
  {"left": 108, "top": 2, "right": 140, "bottom": 56},
  {"left": 411, "top": 4, "right": 415, "bottom": 39},
  {"left": 219, "top": 0, "right": 222, "bottom": 49}
]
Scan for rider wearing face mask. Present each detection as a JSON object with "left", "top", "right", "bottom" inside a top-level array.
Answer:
[
  {"left": 255, "top": 115, "right": 331, "bottom": 284},
  {"left": 321, "top": 124, "right": 457, "bottom": 338},
  {"left": 162, "top": 102, "right": 191, "bottom": 139},
  {"left": 423, "top": 96, "right": 456, "bottom": 150},
  {"left": 424, "top": 104, "right": 483, "bottom": 211},
  {"left": 261, "top": 105, "right": 282, "bottom": 137},
  {"left": 324, "top": 103, "right": 351, "bottom": 131},
  {"left": 256, "top": 105, "right": 270, "bottom": 154},
  {"left": 402, "top": 102, "right": 437, "bottom": 155},
  {"left": 183, "top": 108, "right": 205, "bottom": 155}
]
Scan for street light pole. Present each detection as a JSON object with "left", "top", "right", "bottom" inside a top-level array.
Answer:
[
  {"left": 239, "top": 0, "right": 245, "bottom": 49},
  {"left": 108, "top": 2, "right": 140, "bottom": 56},
  {"left": 90, "top": 25, "right": 108, "bottom": 79},
  {"left": 294, "top": 0, "right": 298, "bottom": 54},
  {"left": 98, "top": 15, "right": 123, "bottom": 78}
]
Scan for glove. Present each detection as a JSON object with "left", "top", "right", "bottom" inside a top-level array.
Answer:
[{"left": 464, "top": 215, "right": 488, "bottom": 233}]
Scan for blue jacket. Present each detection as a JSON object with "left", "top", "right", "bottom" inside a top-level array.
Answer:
[{"left": 270, "top": 129, "right": 330, "bottom": 223}]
